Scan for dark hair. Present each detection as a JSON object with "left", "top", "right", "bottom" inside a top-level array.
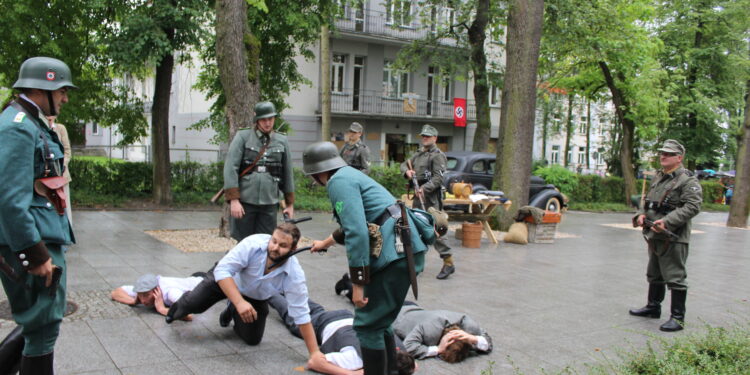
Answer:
[
  {"left": 396, "top": 350, "right": 415, "bottom": 375},
  {"left": 439, "top": 324, "right": 471, "bottom": 363},
  {"left": 275, "top": 222, "right": 300, "bottom": 248}
]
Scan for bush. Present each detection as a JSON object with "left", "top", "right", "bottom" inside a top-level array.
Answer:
[
  {"left": 533, "top": 165, "right": 578, "bottom": 196},
  {"left": 701, "top": 181, "right": 724, "bottom": 204}
]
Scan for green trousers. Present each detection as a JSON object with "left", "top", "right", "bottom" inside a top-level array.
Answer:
[
  {"left": 230, "top": 203, "right": 277, "bottom": 241},
  {"left": 0, "top": 243, "right": 66, "bottom": 356},
  {"left": 353, "top": 252, "right": 425, "bottom": 349},
  {"left": 646, "top": 240, "right": 688, "bottom": 290}
]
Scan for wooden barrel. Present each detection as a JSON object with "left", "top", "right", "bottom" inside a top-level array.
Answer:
[
  {"left": 452, "top": 183, "right": 473, "bottom": 199},
  {"left": 461, "top": 221, "right": 482, "bottom": 248}
]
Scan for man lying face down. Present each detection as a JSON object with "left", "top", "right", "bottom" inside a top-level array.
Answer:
[
  {"left": 165, "top": 223, "right": 322, "bottom": 363},
  {"left": 111, "top": 273, "right": 204, "bottom": 320}
]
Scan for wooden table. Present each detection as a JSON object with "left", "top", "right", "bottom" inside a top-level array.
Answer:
[{"left": 401, "top": 195, "right": 512, "bottom": 244}]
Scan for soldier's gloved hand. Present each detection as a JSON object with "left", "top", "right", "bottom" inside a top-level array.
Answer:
[
  {"left": 29, "top": 258, "right": 54, "bottom": 287},
  {"left": 230, "top": 199, "right": 245, "bottom": 219}
]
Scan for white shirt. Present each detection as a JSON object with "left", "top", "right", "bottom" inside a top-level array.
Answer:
[
  {"left": 321, "top": 318, "right": 362, "bottom": 371},
  {"left": 213, "top": 233, "right": 311, "bottom": 325},
  {"left": 121, "top": 275, "right": 203, "bottom": 306}
]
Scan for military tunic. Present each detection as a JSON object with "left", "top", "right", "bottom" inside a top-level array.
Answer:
[
  {"left": 0, "top": 99, "right": 73, "bottom": 356},
  {"left": 223, "top": 128, "right": 294, "bottom": 241},
  {"left": 634, "top": 167, "right": 702, "bottom": 290},
  {"left": 339, "top": 140, "right": 371, "bottom": 175},
  {"left": 327, "top": 166, "right": 427, "bottom": 349},
  {"left": 400, "top": 145, "right": 451, "bottom": 258}
]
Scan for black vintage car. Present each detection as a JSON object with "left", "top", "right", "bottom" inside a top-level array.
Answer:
[{"left": 442, "top": 151, "right": 567, "bottom": 212}]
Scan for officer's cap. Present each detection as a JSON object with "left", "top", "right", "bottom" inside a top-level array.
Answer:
[
  {"left": 133, "top": 274, "right": 158, "bottom": 293},
  {"left": 419, "top": 124, "right": 438, "bottom": 137},
  {"left": 658, "top": 139, "right": 685, "bottom": 156},
  {"left": 348, "top": 122, "right": 364, "bottom": 133}
]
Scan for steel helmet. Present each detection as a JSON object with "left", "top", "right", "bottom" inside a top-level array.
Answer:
[
  {"left": 254, "top": 101, "right": 277, "bottom": 122},
  {"left": 302, "top": 142, "right": 348, "bottom": 175},
  {"left": 13, "top": 57, "right": 77, "bottom": 91}
]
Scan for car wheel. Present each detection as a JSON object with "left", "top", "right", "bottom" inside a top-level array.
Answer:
[{"left": 545, "top": 197, "right": 561, "bottom": 213}]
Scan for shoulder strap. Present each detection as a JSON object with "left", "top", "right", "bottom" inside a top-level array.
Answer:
[
  {"left": 10, "top": 101, "right": 57, "bottom": 177},
  {"left": 238, "top": 133, "right": 271, "bottom": 179}
]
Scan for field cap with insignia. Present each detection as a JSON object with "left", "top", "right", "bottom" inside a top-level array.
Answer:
[
  {"left": 348, "top": 122, "right": 364, "bottom": 133},
  {"left": 419, "top": 124, "right": 438, "bottom": 137},
  {"left": 658, "top": 139, "right": 685, "bottom": 155},
  {"left": 133, "top": 274, "right": 158, "bottom": 293}
]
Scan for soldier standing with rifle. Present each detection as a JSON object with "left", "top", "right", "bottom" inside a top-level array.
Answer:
[
  {"left": 0, "top": 57, "right": 76, "bottom": 375},
  {"left": 339, "top": 122, "right": 371, "bottom": 175},
  {"left": 222, "top": 101, "right": 295, "bottom": 241},
  {"left": 630, "top": 139, "right": 702, "bottom": 332},
  {"left": 305, "top": 141, "right": 431, "bottom": 375},
  {"left": 400, "top": 124, "right": 455, "bottom": 280}
]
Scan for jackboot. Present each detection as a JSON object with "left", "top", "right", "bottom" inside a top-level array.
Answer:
[
  {"left": 361, "top": 347, "right": 387, "bottom": 375},
  {"left": 660, "top": 289, "right": 686, "bottom": 332},
  {"left": 0, "top": 326, "right": 24, "bottom": 375},
  {"left": 629, "top": 283, "right": 665, "bottom": 318},
  {"left": 19, "top": 352, "right": 53, "bottom": 375},
  {"left": 383, "top": 333, "right": 398, "bottom": 375}
]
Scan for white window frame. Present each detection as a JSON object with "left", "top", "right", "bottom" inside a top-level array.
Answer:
[
  {"left": 439, "top": 79, "right": 452, "bottom": 102},
  {"left": 579, "top": 116, "right": 588, "bottom": 134},
  {"left": 386, "top": 0, "right": 413, "bottom": 27},
  {"left": 91, "top": 122, "right": 100, "bottom": 135},
  {"left": 550, "top": 145, "right": 560, "bottom": 164},
  {"left": 331, "top": 54, "right": 346, "bottom": 93},
  {"left": 383, "top": 60, "right": 409, "bottom": 98},
  {"left": 489, "top": 85, "right": 500, "bottom": 107},
  {"left": 577, "top": 147, "right": 586, "bottom": 164}
]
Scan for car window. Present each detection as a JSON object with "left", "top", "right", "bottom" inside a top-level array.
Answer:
[
  {"left": 446, "top": 158, "right": 458, "bottom": 170},
  {"left": 487, "top": 160, "right": 495, "bottom": 174},
  {"left": 471, "top": 160, "right": 486, "bottom": 173}
]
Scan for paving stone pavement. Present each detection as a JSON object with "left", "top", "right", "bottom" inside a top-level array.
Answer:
[{"left": 0, "top": 209, "right": 748, "bottom": 374}]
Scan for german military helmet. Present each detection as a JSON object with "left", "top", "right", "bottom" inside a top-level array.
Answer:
[
  {"left": 13, "top": 57, "right": 77, "bottom": 91},
  {"left": 302, "top": 141, "right": 348, "bottom": 175},
  {"left": 254, "top": 101, "right": 277, "bottom": 122}
]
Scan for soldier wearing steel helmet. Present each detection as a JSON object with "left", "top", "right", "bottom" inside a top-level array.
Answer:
[
  {"left": 630, "top": 139, "right": 702, "bottom": 332},
  {"left": 0, "top": 57, "right": 77, "bottom": 374},
  {"left": 223, "top": 101, "right": 295, "bottom": 241},
  {"left": 304, "top": 141, "right": 432, "bottom": 375},
  {"left": 339, "top": 122, "right": 371, "bottom": 175}
]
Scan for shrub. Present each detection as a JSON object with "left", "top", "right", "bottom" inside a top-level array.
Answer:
[
  {"left": 701, "top": 181, "right": 724, "bottom": 204},
  {"left": 533, "top": 165, "right": 578, "bottom": 196}
]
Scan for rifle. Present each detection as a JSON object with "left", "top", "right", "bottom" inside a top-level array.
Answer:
[
  {"left": 406, "top": 160, "right": 426, "bottom": 210},
  {"left": 643, "top": 219, "right": 679, "bottom": 240}
]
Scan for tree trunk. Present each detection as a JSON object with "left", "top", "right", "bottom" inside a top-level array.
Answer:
[
  {"left": 320, "top": 24, "right": 331, "bottom": 141},
  {"left": 494, "top": 0, "right": 544, "bottom": 230},
  {"left": 599, "top": 61, "right": 637, "bottom": 204},
  {"left": 151, "top": 29, "right": 175, "bottom": 206},
  {"left": 563, "top": 94, "right": 573, "bottom": 168},
  {"left": 470, "top": 0, "right": 491, "bottom": 152},
  {"left": 727, "top": 80, "right": 750, "bottom": 228},
  {"left": 215, "top": 0, "right": 260, "bottom": 237},
  {"left": 684, "top": 18, "right": 704, "bottom": 172},
  {"left": 586, "top": 99, "right": 591, "bottom": 169}
]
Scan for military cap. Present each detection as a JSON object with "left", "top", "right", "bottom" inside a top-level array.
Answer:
[
  {"left": 348, "top": 122, "right": 364, "bottom": 133},
  {"left": 658, "top": 139, "right": 685, "bottom": 155},
  {"left": 419, "top": 124, "right": 438, "bottom": 137},
  {"left": 133, "top": 274, "right": 158, "bottom": 293}
]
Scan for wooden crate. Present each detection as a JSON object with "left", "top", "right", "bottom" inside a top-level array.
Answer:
[{"left": 527, "top": 223, "right": 557, "bottom": 244}]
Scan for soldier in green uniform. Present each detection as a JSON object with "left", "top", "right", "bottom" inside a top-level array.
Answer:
[
  {"left": 630, "top": 139, "right": 702, "bottom": 332},
  {"left": 304, "top": 142, "right": 431, "bottom": 375},
  {"left": 400, "top": 124, "right": 454, "bottom": 280},
  {"left": 223, "top": 102, "right": 295, "bottom": 241},
  {"left": 0, "top": 57, "right": 77, "bottom": 374},
  {"left": 339, "top": 122, "right": 371, "bottom": 174}
]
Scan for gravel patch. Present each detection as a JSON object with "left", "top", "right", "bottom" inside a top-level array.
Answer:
[{"left": 145, "top": 228, "right": 315, "bottom": 253}]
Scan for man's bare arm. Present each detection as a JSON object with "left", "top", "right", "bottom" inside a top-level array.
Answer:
[{"left": 111, "top": 287, "right": 137, "bottom": 305}]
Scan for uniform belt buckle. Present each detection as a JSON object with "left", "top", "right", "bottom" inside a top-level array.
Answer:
[{"left": 256, "top": 166, "right": 267, "bottom": 173}]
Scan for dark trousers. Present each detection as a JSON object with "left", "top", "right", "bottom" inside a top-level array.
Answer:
[
  {"left": 268, "top": 294, "right": 352, "bottom": 342},
  {"left": 172, "top": 271, "right": 269, "bottom": 345},
  {"left": 230, "top": 203, "right": 277, "bottom": 241}
]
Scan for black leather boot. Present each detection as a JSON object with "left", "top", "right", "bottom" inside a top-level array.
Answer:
[
  {"left": 629, "top": 283, "right": 665, "bottom": 318},
  {"left": 660, "top": 289, "right": 686, "bottom": 332},
  {"left": 335, "top": 273, "right": 353, "bottom": 303},
  {"left": 0, "top": 326, "right": 24, "bottom": 375},
  {"left": 361, "top": 347, "right": 387, "bottom": 375},
  {"left": 383, "top": 333, "right": 398, "bottom": 375},
  {"left": 19, "top": 352, "right": 53, "bottom": 375}
]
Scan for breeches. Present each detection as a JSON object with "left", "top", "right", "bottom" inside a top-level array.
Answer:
[
  {"left": 231, "top": 203, "right": 277, "bottom": 241},
  {"left": 646, "top": 240, "right": 689, "bottom": 290},
  {"left": 0, "top": 244, "right": 66, "bottom": 356},
  {"left": 353, "top": 253, "right": 425, "bottom": 349}
]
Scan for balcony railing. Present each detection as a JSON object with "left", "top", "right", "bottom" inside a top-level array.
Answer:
[
  {"left": 328, "top": 89, "right": 476, "bottom": 121},
  {"left": 334, "top": 7, "right": 456, "bottom": 45}
]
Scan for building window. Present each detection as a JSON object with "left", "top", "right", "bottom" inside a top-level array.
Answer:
[
  {"left": 331, "top": 54, "right": 346, "bottom": 93},
  {"left": 551, "top": 145, "right": 560, "bottom": 164},
  {"left": 439, "top": 79, "right": 452, "bottom": 102},
  {"left": 577, "top": 147, "right": 586, "bottom": 164},
  {"left": 430, "top": 6, "right": 454, "bottom": 33},
  {"left": 386, "top": 0, "right": 413, "bottom": 27},
  {"left": 172, "top": 125, "right": 176, "bottom": 144},
  {"left": 383, "top": 61, "right": 409, "bottom": 98},
  {"left": 579, "top": 116, "right": 587, "bottom": 134},
  {"left": 91, "top": 122, "right": 100, "bottom": 135},
  {"left": 489, "top": 85, "right": 500, "bottom": 106}
]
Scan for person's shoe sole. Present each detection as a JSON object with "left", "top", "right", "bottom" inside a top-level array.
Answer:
[{"left": 436, "top": 265, "right": 455, "bottom": 280}]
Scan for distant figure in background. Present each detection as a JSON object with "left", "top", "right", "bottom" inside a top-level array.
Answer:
[
  {"left": 339, "top": 122, "right": 371, "bottom": 175},
  {"left": 48, "top": 116, "right": 73, "bottom": 226}
]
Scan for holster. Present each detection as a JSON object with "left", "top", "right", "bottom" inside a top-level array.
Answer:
[{"left": 34, "top": 176, "right": 67, "bottom": 215}]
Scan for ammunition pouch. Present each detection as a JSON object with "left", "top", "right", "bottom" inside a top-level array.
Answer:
[
  {"left": 34, "top": 176, "right": 67, "bottom": 215},
  {"left": 644, "top": 200, "right": 675, "bottom": 214}
]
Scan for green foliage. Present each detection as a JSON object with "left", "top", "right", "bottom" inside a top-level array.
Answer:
[
  {"left": 567, "top": 202, "right": 631, "bottom": 212},
  {"left": 533, "top": 165, "right": 579, "bottom": 196},
  {"left": 700, "top": 181, "right": 725, "bottom": 205}
]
